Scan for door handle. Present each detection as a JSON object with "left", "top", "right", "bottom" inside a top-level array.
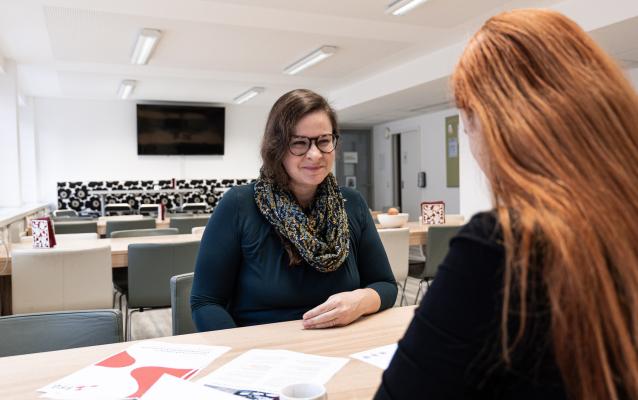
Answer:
[{"left": 417, "top": 172, "right": 426, "bottom": 188}]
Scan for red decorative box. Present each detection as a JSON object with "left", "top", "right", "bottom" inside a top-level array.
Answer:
[{"left": 31, "top": 217, "right": 57, "bottom": 248}]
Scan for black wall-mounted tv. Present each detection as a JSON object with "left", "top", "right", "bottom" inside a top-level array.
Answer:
[{"left": 137, "top": 103, "right": 225, "bottom": 155}]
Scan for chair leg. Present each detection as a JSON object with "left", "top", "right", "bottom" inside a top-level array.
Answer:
[
  {"left": 414, "top": 279, "right": 433, "bottom": 305},
  {"left": 401, "top": 277, "right": 409, "bottom": 306},
  {"left": 126, "top": 307, "right": 141, "bottom": 341},
  {"left": 396, "top": 281, "right": 407, "bottom": 307},
  {"left": 415, "top": 279, "right": 424, "bottom": 305}
]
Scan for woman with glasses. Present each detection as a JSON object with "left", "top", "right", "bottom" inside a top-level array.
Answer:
[
  {"left": 191, "top": 89, "right": 397, "bottom": 331},
  {"left": 374, "top": 9, "right": 638, "bottom": 400}
]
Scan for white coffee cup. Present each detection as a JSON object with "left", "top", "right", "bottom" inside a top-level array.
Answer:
[{"left": 279, "top": 383, "right": 327, "bottom": 400}]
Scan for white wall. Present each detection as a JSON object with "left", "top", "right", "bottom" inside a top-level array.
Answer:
[
  {"left": 18, "top": 95, "right": 38, "bottom": 204},
  {"left": 33, "top": 98, "right": 270, "bottom": 205},
  {"left": 372, "top": 107, "right": 460, "bottom": 215},
  {"left": 458, "top": 117, "right": 491, "bottom": 219},
  {"left": 0, "top": 59, "right": 21, "bottom": 207}
]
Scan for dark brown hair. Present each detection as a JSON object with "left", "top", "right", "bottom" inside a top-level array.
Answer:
[
  {"left": 260, "top": 89, "right": 338, "bottom": 189},
  {"left": 452, "top": 9, "right": 638, "bottom": 399}
]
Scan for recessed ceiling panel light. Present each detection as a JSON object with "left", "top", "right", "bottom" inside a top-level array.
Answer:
[
  {"left": 234, "top": 87, "right": 265, "bottom": 104},
  {"left": 386, "top": 0, "right": 429, "bottom": 16},
  {"left": 283, "top": 46, "right": 337, "bottom": 75},
  {"left": 118, "top": 80, "right": 136, "bottom": 99},
  {"left": 130, "top": 28, "right": 162, "bottom": 65}
]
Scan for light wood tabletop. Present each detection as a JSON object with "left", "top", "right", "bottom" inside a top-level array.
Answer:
[
  {"left": 0, "top": 305, "right": 416, "bottom": 400},
  {"left": 376, "top": 221, "right": 430, "bottom": 246},
  {"left": 0, "top": 233, "right": 201, "bottom": 276}
]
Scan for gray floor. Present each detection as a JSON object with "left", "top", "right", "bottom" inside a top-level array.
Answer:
[{"left": 125, "top": 276, "right": 428, "bottom": 341}]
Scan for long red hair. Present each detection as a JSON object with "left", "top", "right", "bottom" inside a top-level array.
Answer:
[{"left": 452, "top": 9, "right": 638, "bottom": 399}]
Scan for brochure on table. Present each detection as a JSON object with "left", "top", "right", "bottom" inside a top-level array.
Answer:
[
  {"left": 198, "top": 349, "right": 349, "bottom": 396},
  {"left": 38, "top": 341, "right": 230, "bottom": 399}
]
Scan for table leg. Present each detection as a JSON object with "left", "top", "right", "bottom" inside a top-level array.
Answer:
[
  {"left": 100, "top": 194, "right": 106, "bottom": 216},
  {"left": 0, "top": 276, "right": 12, "bottom": 315}
]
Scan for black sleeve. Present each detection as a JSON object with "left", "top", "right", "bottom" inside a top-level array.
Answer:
[
  {"left": 374, "top": 213, "right": 505, "bottom": 399},
  {"left": 190, "top": 188, "right": 242, "bottom": 331},
  {"left": 353, "top": 191, "right": 398, "bottom": 311}
]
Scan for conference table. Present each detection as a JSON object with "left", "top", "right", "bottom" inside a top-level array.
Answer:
[{"left": 0, "top": 305, "right": 417, "bottom": 399}]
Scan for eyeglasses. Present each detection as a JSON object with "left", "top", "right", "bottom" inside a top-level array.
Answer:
[{"left": 288, "top": 133, "right": 338, "bottom": 156}]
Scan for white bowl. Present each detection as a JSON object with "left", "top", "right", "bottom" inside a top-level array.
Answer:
[{"left": 377, "top": 213, "right": 409, "bottom": 228}]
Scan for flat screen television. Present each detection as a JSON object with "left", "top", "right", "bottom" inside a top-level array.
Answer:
[{"left": 137, "top": 103, "right": 225, "bottom": 155}]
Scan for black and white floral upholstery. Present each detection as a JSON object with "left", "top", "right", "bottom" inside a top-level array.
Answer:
[{"left": 56, "top": 178, "right": 254, "bottom": 213}]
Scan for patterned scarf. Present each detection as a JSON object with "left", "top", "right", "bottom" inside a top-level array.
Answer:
[{"left": 254, "top": 173, "right": 350, "bottom": 272}]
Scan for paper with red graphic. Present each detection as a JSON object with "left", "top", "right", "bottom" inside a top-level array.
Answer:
[
  {"left": 31, "top": 217, "right": 57, "bottom": 248},
  {"left": 37, "top": 341, "right": 230, "bottom": 399}
]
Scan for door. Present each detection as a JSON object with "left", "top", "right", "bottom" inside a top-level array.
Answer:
[
  {"left": 335, "top": 129, "right": 373, "bottom": 206},
  {"left": 399, "top": 130, "right": 422, "bottom": 221}
]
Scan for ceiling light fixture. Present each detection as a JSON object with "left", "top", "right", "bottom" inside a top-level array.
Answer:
[
  {"left": 117, "top": 80, "right": 136, "bottom": 99},
  {"left": 385, "top": 0, "right": 429, "bottom": 16},
  {"left": 283, "top": 46, "right": 337, "bottom": 75},
  {"left": 130, "top": 28, "right": 162, "bottom": 65},
  {"left": 234, "top": 87, "right": 265, "bottom": 104}
]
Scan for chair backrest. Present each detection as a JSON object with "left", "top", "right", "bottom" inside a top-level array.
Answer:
[
  {"left": 377, "top": 228, "right": 410, "bottom": 283},
  {"left": 105, "top": 203, "right": 132, "bottom": 216},
  {"left": 169, "top": 216, "right": 210, "bottom": 234},
  {"left": 181, "top": 203, "right": 208, "bottom": 213},
  {"left": 170, "top": 273, "right": 196, "bottom": 335},
  {"left": 127, "top": 241, "right": 200, "bottom": 308},
  {"left": 12, "top": 244, "right": 113, "bottom": 314},
  {"left": 423, "top": 225, "right": 463, "bottom": 280},
  {"left": 191, "top": 226, "right": 205, "bottom": 236},
  {"left": 139, "top": 204, "right": 160, "bottom": 216},
  {"left": 53, "top": 209, "right": 78, "bottom": 218},
  {"left": 110, "top": 228, "right": 179, "bottom": 238},
  {"left": 105, "top": 218, "right": 156, "bottom": 238},
  {"left": 53, "top": 220, "right": 98, "bottom": 234},
  {"left": 0, "top": 309, "right": 122, "bottom": 357}
]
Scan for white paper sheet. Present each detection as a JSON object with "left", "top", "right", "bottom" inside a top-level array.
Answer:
[
  {"left": 141, "top": 374, "right": 242, "bottom": 400},
  {"left": 38, "top": 341, "right": 230, "bottom": 399},
  {"left": 349, "top": 343, "right": 397, "bottom": 370},
  {"left": 197, "top": 349, "right": 348, "bottom": 394}
]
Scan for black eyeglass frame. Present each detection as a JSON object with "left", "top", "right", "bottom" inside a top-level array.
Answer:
[{"left": 287, "top": 133, "right": 339, "bottom": 156}]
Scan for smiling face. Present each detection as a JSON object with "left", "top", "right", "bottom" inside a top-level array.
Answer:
[{"left": 282, "top": 110, "right": 335, "bottom": 198}]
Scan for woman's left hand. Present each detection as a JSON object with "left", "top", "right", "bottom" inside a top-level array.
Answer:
[{"left": 302, "top": 288, "right": 380, "bottom": 329}]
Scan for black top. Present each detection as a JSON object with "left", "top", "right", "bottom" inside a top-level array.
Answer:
[
  {"left": 190, "top": 183, "right": 398, "bottom": 331},
  {"left": 374, "top": 212, "right": 567, "bottom": 399}
]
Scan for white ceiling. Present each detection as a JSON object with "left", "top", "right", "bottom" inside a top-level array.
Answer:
[{"left": 0, "top": 0, "right": 635, "bottom": 127}]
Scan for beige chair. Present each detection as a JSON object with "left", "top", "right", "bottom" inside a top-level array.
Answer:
[
  {"left": 191, "top": 226, "right": 205, "bottom": 236},
  {"left": 377, "top": 227, "right": 410, "bottom": 306},
  {"left": 181, "top": 203, "right": 208, "bottom": 213},
  {"left": 11, "top": 244, "right": 113, "bottom": 314}
]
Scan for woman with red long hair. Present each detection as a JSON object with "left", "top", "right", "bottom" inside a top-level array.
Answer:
[{"left": 375, "top": 9, "right": 638, "bottom": 400}]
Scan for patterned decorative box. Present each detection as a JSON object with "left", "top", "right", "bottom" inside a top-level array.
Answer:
[
  {"left": 31, "top": 217, "right": 57, "bottom": 248},
  {"left": 420, "top": 201, "right": 446, "bottom": 225}
]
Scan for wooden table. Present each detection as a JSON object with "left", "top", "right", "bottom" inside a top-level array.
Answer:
[
  {"left": 0, "top": 233, "right": 201, "bottom": 276},
  {"left": 377, "top": 221, "right": 466, "bottom": 246},
  {"left": 0, "top": 305, "right": 416, "bottom": 400},
  {"left": 376, "top": 221, "right": 428, "bottom": 246}
]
